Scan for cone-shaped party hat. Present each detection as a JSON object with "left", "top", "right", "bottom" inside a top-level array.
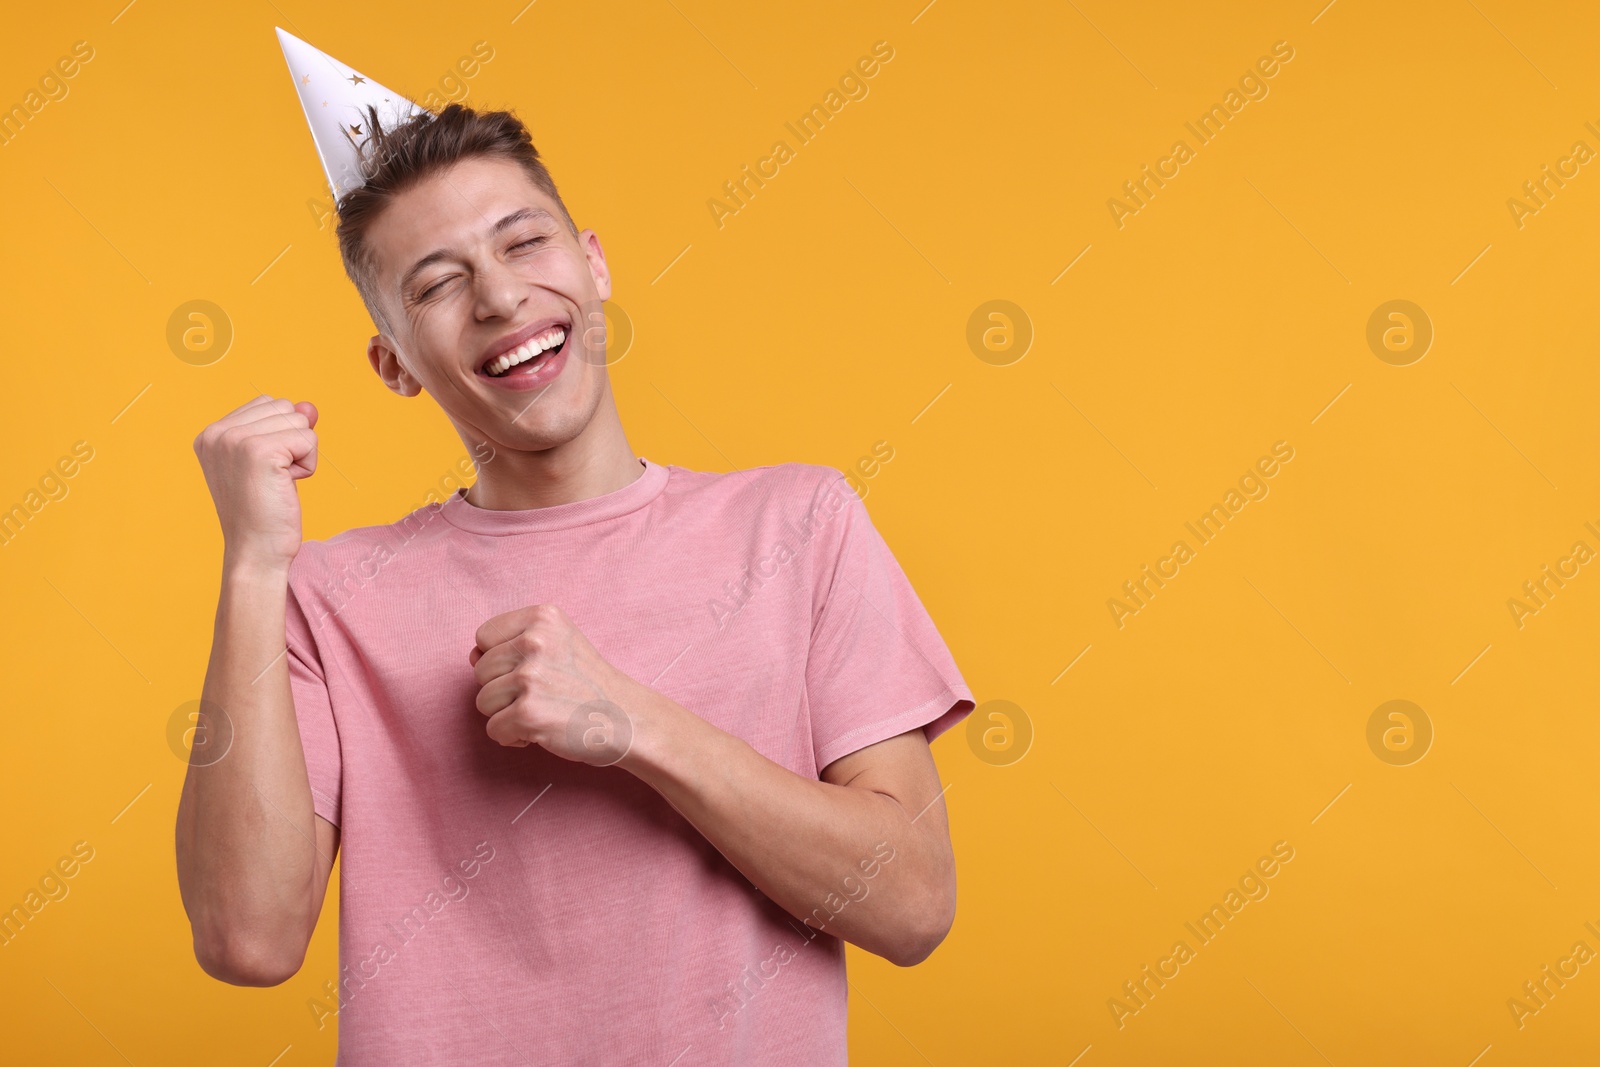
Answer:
[{"left": 275, "top": 27, "right": 428, "bottom": 201}]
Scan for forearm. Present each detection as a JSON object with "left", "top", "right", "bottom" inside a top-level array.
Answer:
[
  {"left": 620, "top": 693, "right": 955, "bottom": 966},
  {"left": 175, "top": 555, "right": 322, "bottom": 983}
]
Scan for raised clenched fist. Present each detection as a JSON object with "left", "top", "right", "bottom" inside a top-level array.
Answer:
[{"left": 193, "top": 395, "right": 319, "bottom": 568}]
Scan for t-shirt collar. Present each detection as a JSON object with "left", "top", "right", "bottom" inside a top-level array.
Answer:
[{"left": 437, "top": 456, "right": 668, "bottom": 535}]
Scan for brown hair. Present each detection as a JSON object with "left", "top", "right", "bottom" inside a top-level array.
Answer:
[{"left": 334, "top": 102, "right": 578, "bottom": 321}]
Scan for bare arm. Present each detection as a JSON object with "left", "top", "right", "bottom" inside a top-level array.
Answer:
[
  {"left": 628, "top": 707, "right": 957, "bottom": 967},
  {"left": 470, "top": 604, "right": 959, "bottom": 967},
  {"left": 174, "top": 395, "right": 338, "bottom": 986}
]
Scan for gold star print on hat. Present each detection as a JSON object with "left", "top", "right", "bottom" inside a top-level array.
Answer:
[{"left": 275, "top": 27, "right": 427, "bottom": 200}]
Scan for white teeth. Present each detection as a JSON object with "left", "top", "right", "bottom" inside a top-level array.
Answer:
[{"left": 485, "top": 328, "right": 566, "bottom": 376}]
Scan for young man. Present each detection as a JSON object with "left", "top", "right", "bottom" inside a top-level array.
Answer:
[{"left": 174, "top": 29, "right": 973, "bottom": 1065}]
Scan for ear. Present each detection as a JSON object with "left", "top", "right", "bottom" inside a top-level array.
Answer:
[
  {"left": 578, "top": 228, "right": 612, "bottom": 303},
  {"left": 367, "top": 334, "right": 422, "bottom": 397}
]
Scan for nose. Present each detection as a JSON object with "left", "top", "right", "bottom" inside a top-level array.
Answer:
[{"left": 472, "top": 254, "right": 529, "bottom": 322}]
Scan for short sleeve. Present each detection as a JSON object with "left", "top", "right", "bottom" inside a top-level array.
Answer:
[
  {"left": 285, "top": 569, "right": 343, "bottom": 827},
  {"left": 805, "top": 471, "right": 974, "bottom": 771}
]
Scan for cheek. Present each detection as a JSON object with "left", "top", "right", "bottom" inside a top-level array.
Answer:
[{"left": 402, "top": 306, "right": 468, "bottom": 380}]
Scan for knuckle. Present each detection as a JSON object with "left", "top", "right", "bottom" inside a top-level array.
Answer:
[{"left": 243, "top": 440, "right": 283, "bottom": 465}]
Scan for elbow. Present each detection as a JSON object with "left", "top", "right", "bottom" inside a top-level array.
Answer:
[
  {"left": 193, "top": 929, "right": 306, "bottom": 987},
  {"left": 883, "top": 882, "right": 957, "bottom": 968},
  {"left": 883, "top": 916, "right": 952, "bottom": 968}
]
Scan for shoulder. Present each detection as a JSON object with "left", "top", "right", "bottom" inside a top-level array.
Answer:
[
  {"left": 662, "top": 459, "right": 854, "bottom": 515},
  {"left": 287, "top": 501, "right": 450, "bottom": 588},
  {"left": 662, "top": 461, "right": 864, "bottom": 591}
]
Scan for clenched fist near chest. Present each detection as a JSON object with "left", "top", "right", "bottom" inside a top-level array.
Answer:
[{"left": 469, "top": 603, "right": 654, "bottom": 767}]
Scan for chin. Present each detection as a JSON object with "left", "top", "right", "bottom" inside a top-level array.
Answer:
[{"left": 485, "top": 394, "right": 600, "bottom": 453}]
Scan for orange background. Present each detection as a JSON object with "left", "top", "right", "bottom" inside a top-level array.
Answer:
[{"left": 2, "top": 0, "right": 1597, "bottom": 1063}]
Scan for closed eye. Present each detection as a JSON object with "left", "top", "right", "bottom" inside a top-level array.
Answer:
[{"left": 417, "top": 237, "right": 548, "bottom": 299}]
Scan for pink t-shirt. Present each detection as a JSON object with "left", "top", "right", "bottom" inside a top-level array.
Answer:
[{"left": 285, "top": 457, "right": 974, "bottom": 1065}]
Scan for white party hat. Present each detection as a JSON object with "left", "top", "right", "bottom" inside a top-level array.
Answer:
[{"left": 275, "top": 27, "right": 429, "bottom": 201}]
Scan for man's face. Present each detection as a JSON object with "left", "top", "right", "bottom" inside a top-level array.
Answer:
[{"left": 362, "top": 155, "right": 613, "bottom": 453}]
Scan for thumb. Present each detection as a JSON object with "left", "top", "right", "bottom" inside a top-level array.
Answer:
[{"left": 286, "top": 401, "right": 319, "bottom": 479}]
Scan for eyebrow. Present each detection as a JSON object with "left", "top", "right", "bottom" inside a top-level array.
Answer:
[{"left": 398, "top": 207, "right": 557, "bottom": 294}]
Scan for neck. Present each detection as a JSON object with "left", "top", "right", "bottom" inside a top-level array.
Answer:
[{"left": 459, "top": 392, "right": 641, "bottom": 511}]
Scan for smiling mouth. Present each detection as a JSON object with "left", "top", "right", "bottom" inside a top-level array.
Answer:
[{"left": 480, "top": 325, "right": 568, "bottom": 378}]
